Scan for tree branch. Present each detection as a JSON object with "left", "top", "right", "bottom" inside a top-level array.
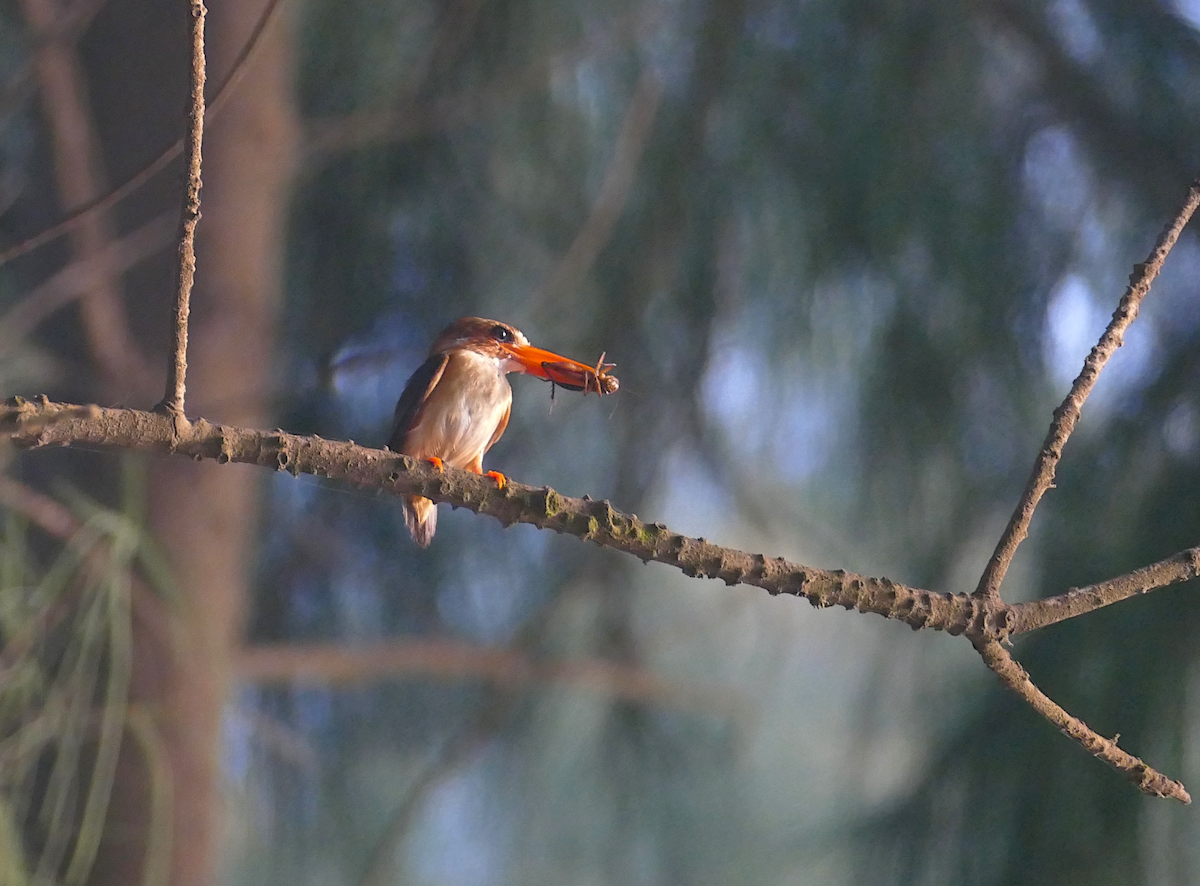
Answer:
[
  {"left": 158, "top": 0, "right": 206, "bottom": 420},
  {"left": 0, "top": 212, "right": 175, "bottom": 347},
  {"left": 2, "top": 396, "right": 1191, "bottom": 801},
  {"left": 237, "top": 640, "right": 745, "bottom": 717},
  {"left": 19, "top": 0, "right": 154, "bottom": 397},
  {"left": 0, "top": 398, "right": 1013, "bottom": 639},
  {"left": 1010, "top": 545, "right": 1200, "bottom": 635},
  {"left": 974, "top": 176, "right": 1200, "bottom": 599},
  {"left": 974, "top": 639, "right": 1190, "bottom": 803},
  {"left": 0, "top": 0, "right": 284, "bottom": 271}
]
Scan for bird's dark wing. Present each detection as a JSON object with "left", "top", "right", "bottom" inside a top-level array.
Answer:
[
  {"left": 484, "top": 400, "right": 511, "bottom": 455},
  {"left": 387, "top": 352, "right": 449, "bottom": 451}
]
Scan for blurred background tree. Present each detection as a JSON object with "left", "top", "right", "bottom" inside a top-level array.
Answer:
[{"left": 1, "top": 0, "right": 1199, "bottom": 884}]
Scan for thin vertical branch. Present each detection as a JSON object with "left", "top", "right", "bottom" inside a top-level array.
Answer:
[
  {"left": 159, "top": 0, "right": 207, "bottom": 420},
  {"left": 973, "top": 176, "right": 1200, "bottom": 599}
]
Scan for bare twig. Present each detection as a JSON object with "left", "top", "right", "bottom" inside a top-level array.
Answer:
[
  {"left": 18, "top": 0, "right": 152, "bottom": 394},
  {"left": 158, "top": 0, "right": 207, "bottom": 420},
  {"left": 1010, "top": 545, "right": 1200, "bottom": 635},
  {"left": 526, "top": 71, "right": 663, "bottom": 317},
  {"left": 974, "top": 639, "right": 1190, "bottom": 802},
  {"left": 236, "top": 640, "right": 746, "bottom": 717},
  {"left": 0, "top": 212, "right": 175, "bottom": 346},
  {"left": 974, "top": 177, "right": 1200, "bottom": 599},
  {"left": 0, "top": 0, "right": 284, "bottom": 271}
]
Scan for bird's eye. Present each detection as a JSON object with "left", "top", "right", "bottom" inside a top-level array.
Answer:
[{"left": 489, "top": 325, "right": 513, "bottom": 342}]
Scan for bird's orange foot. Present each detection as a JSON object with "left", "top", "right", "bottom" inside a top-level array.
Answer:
[
  {"left": 425, "top": 456, "right": 445, "bottom": 472},
  {"left": 485, "top": 470, "right": 507, "bottom": 489}
]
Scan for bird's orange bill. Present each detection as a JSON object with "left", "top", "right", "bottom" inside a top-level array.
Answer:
[{"left": 500, "top": 343, "right": 619, "bottom": 395}]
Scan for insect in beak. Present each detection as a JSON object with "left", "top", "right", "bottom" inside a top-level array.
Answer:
[{"left": 499, "top": 343, "right": 619, "bottom": 396}]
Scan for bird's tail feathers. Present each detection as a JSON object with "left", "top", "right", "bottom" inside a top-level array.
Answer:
[{"left": 404, "top": 495, "right": 438, "bottom": 547}]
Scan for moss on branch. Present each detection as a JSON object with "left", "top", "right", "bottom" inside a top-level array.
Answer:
[{"left": 1, "top": 396, "right": 1010, "bottom": 638}]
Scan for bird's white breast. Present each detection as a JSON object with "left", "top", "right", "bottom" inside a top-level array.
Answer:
[{"left": 405, "top": 349, "right": 512, "bottom": 468}]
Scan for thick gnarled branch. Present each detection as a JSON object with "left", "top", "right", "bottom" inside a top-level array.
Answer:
[
  {"left": 2, "top": 395, "right": 1192, "bottom": 802},
  {"left": 0, "top": 397, "right": 1010, "bottom": 639},
  {"left": 6, "top": 396, "right": 1194, "bottom": 643}
]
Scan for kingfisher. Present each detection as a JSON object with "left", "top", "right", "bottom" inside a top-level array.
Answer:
[{"left": 388, "top": 317, "right": 618, "bottom": 546}]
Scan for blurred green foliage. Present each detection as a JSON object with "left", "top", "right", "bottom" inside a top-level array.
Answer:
[
  {"left": 0, "top": 459, "right": 173, "bottom": 886},
  {"left": 2, "top": 0, "right": 1200, "bottom": 883},
  {"left": 246, "top": 0, "right": 1200, "bottom": 883}
]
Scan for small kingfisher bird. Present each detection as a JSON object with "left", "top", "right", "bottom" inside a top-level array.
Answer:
[{"left": 388, "top": 317, "right": 618, "bottom": 546}]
